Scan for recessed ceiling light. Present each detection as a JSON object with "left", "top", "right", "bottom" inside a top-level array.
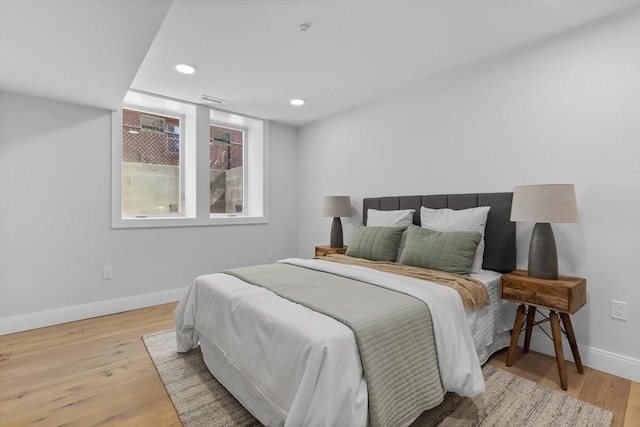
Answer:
[
  {"left": 290, "top": 98, "right": 305, "bottom": 106},
  {"left": 175, "top": 63, "right": 196, "bottom": 74}
]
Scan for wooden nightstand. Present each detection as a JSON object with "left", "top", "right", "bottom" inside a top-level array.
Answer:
[
  {"left": 501, "top": 269, "right": 587, "bottom": 390},
  {"left": 315, "top": 245, "right": 347, "bottom": 257}
]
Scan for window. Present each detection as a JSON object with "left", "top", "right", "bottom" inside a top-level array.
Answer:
[
  {"left": 121, "top": 108, "right": 183, "bottom": 216},
  {"left": 210, "top": 124, "right": 245, "bottom": 214},
  {"left": 111, "top": 91, "right": 268, "bottom": 228}
]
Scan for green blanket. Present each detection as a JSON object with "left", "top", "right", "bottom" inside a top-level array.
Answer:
[{"left": 223, "top": 262, "right": 444, "bottom": 427}]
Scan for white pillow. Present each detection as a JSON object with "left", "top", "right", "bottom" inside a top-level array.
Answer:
[
  {"left": 366, "top": 208, "right": 415, "bottom": 227},
  {"left": 420, "top": 206, "right": 490, "bottom": 273}
]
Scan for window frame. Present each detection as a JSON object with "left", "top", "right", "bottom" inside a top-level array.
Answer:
[
  {"left": 111, "top": 91, "right": 269, "bottom": 229},
  {"left": 120, "top": 105, "right": 186, "bottom": 218}
]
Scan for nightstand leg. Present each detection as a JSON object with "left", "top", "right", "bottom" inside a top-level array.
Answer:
[
  {"left": 550, "top": 310, "right": 568, "bottom": 390},
  {"left": 523, "top": 305, "right": 536, "bottom": 353},
  {"left": 561, "top": 313, "right": 584, "bottom": 374},
  {"left": 506, "top": 304, "right": 527, "bottom": 367}
]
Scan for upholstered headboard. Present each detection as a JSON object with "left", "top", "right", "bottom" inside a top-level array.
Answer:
[{"left": 362, "top": 192, "right": 515, "bottom": 273}]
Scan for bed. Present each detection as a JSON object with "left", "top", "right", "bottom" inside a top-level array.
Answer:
[{"left": 175, "top": 192, "right": 515, "bottom": 427}]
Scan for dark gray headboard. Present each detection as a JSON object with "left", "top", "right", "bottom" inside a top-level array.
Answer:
[{"left": 363, "top": 192, "right": 515, "bottom": 273}]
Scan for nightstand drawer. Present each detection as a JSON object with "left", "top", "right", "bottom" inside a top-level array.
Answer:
[
  {"left": 501, "top": 270, "right": 586, "bottom": 313},
  {"left": 502, "top": 279, "right": 571, "bottom": 310}
]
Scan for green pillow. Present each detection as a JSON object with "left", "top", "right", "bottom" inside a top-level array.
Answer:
[
  {"left": 346, "top": 225, "right": 405, "bottom": 262},
  {"left": 399, "top": 225, "right": 482, "bottom": 275}
]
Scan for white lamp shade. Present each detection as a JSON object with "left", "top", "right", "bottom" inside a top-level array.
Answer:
[
  {"left": 322, "top": 196, "right": 351, "bottom": 217},
  {"left": 511, "top": 184, "right": 578, "bottom": 223}
]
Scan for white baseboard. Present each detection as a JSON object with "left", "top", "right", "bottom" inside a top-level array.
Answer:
[
  {"left": 518, "top": 330, "right": 640, "bottom": 382},
  {"left": 0, "top": 287, "right": 189, "bottom": 336}
]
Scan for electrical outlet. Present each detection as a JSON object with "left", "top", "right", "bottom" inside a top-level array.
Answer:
[
  {"left": 611, "top": 300, "right": 627, "bottom": 320},
  {"left": 267, "top": 250, "right": 274, "bottom": 261},
  {"left": 102, "top": 266, "right": 113, "bottom": 280}
]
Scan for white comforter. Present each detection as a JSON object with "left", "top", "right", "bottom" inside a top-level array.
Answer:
[{"left": 175, "top": 258, "right": 485, "bottom": 427}]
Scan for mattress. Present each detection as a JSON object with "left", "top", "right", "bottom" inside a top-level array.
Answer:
[
  {"left": 175, "top": 259, "right": 508, "bottom": 427},
  {"left": 468, "top": 269, "right": 511, "bottom": 364}
]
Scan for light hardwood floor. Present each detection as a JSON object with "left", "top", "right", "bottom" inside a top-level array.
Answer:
[{"left": 1, "top": 303, "right": 638, "bottom": 426}]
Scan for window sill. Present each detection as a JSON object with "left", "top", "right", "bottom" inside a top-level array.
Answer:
[{"left": 111, "top": 215, "right": 268, "bottom": 229}]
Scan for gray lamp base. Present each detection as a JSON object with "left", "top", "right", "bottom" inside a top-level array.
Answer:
[
  {"left": 330, "top": 217, "right": 344, "bottom": 248},
  {"left": 528, "top": 222, "right": 558, "bottom": 280}
]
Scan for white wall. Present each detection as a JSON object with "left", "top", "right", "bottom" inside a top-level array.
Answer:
[
  {"left": 0, "top": 91, "right": 298, "bottom": 333},
  {"left": 297, "top": 9, "right": 640, "bottom": 380}
]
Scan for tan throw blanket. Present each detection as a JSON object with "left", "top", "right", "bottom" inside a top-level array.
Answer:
[
  {"left": 317, "top": 254, "right": 489, "bottom": 309},
  {"left": 223, "top": 262, "right": 444, "bottom": 427}
]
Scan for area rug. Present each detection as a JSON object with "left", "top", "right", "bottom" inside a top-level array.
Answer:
[{"left": 143, "top": 330, "right": 612, "bottom": 427}]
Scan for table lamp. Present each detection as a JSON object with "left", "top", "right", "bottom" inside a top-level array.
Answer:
[
  {"left": 321, "top": 196, "right": 351, "bottom": 248},
  {"left": 510, "top": 184, "right": 578, "bottom": 279}
]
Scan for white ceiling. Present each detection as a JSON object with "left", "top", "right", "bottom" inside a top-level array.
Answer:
[
  {"left": 0, "top": 0, "right": 172, "bottom": 111},
  {"left": 1, "top": 0, "right": 638, "bottom": 127}
]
